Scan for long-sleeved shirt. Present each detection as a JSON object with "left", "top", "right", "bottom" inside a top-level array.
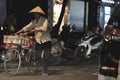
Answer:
[{"left": 22, "top": 16, "right": 51, "bottom": 44}]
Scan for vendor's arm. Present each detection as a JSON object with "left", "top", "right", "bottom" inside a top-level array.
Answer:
[
  {"left": 15, "top": 22, "right": 32, "bottom": 34},
  {"left": 30, "top": 19, "right": 48, "bottom": 33}
]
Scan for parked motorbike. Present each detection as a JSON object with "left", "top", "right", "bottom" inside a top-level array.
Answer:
[
  {"left": 50, "top": 24, "right": 77, "bottom": 59},
  {"left": 51, "top": 38, "right": 65, "bottom": 57},
  {"left": 74, "top": 30, "right": 103, "bottom": 60}
]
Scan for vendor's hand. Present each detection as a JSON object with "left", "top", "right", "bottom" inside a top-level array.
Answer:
[
  {"left": 24, "top": 32, "right": 29, "bottom": 35},
  {"left": 30, "top": 29, "right": 35, "bottom": 33},
  {"left": 14, "top": 32, "right": 19, "bottom": 35},
  {"left": 30, "top": 28, "right": 43, "bottom": 32},
  {"left": 19, "top": 32, "right": 28, "bottom": 36}
]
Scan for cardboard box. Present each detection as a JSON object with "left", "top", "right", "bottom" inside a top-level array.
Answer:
[{"left": 3, "top": 35, "right": 26, "bottom": 45}]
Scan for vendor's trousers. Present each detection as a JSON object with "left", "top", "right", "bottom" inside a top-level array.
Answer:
[{"left": 35, "top": 41, "right": 51, "bottom": 74}]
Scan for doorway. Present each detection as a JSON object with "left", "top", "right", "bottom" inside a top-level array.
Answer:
[{"left": 98, "top": 5, "right": 114, "bottom": 32}]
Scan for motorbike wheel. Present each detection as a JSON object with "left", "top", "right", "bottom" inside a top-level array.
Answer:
[{"left": 74, "top": 46, "right": 87, "bottom": 61}]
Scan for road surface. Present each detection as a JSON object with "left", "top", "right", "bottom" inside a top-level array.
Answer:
[{"left": 0, "top": 57, "right": 99, "bottom": 80}]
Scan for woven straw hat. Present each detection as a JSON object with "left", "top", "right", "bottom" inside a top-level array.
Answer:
[{"left": 29, "top": 6, "right": 45, "bottom": 15}]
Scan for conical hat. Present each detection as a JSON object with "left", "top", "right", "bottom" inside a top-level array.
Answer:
[{"left": 29, "top": 6, "right": 45, "bottom": 15}]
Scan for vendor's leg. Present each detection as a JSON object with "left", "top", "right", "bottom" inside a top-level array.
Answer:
[
  {"left": 42, "top": 41, "right": 51, "bottom": 75},
  {"left": 35, "top": 43, "right": 42, "bottom": 61}
]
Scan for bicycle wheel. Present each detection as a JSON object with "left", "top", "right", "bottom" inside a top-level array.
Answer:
[
  {"left": 27, "top": 48, "right": 42, "bottom": 73},
  {"left": 4, "top": 49, "right": 21, "bottom": 75}
]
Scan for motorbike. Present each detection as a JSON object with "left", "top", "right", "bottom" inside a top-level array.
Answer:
[
  {"left": 51, "top": 38, "right": 65, "bottom": 57},
  {"left": 50, "top": 24, "right": 77, "bottom": 60},
  {"left": 74, "top": 30, "right": 103, "bottom": 60}
]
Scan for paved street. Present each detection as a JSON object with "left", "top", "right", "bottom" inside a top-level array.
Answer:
[{"left": 0, "top": 58, "right": 99, "bottom": 80}]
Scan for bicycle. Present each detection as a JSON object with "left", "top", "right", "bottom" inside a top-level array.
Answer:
[
  {"left": 2, "top": 35, "right": 36, "bottom": 75},
  {"left": 2, "top": 35, "right": 62, "bottom": 75}
]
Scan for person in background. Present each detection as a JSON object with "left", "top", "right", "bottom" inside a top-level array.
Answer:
[
  {"left": 3, "top": 12, "right": 17, "bottom": 34},
  {"left": 15, "top": 6, "right": 51, "bottom": 76},
  {"left": 98, "top": 3, "right": 120, "bottom": 80}
]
